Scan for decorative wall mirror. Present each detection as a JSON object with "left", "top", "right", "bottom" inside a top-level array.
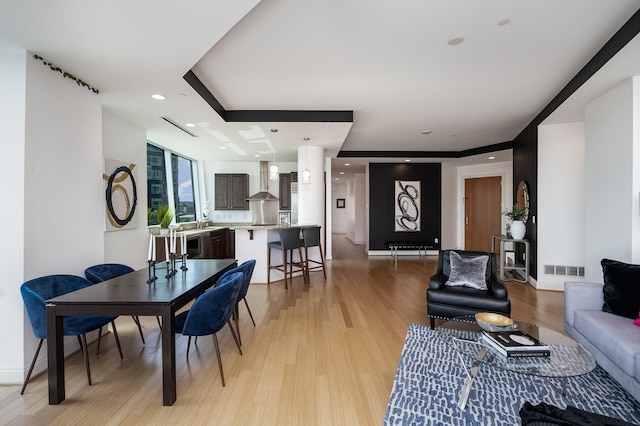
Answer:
[{"left": 516, "top": 180, "right": 529, "bottom": 224}]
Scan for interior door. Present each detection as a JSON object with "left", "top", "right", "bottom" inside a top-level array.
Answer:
[{"left": 464, "top": 176, "right": 502, "bottom": 252}]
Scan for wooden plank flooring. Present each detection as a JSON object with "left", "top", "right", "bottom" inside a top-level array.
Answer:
[{"left": 1, "top": 236, "right": 564, "bottom": 425}]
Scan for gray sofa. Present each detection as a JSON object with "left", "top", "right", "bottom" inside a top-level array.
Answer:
[{"left": 564, "top": 281, "right": 640, "bottom": 402}]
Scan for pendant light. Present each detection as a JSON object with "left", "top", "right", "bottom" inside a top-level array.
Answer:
[
  {"left": 269, "top": 129, "right": 279, "bottom": 181},
  {"left": 302, "top": 137, "right": 311, "bottom": 184}
]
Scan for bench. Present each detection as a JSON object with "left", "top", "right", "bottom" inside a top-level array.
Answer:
[{"left": 386, "top": 241, "right": 431, "bottom": 261}]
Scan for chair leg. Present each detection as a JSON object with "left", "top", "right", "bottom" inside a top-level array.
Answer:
[
  {"left": 21, "top": 339, "right": 44, "bottom": 394},
  {"left": 298, "top": 247, "right": 308, "bottom": 284},
  {"left": 156, "top": 316, "right": 162, "bottom": 330},
  {"left": 132, "top": 315, "right": 145, "bottom": 344},
  {"left": 282, "top": 249, "right": 288, "bottom": 289},
  {"left": 243, "top": 297, "right": 256, "bottom": 326},
  {"left": 235, "top": 304, "right": 242, "bottom": 346},
  {"left": 429, "top": 317, "right": 436, "bottom": 330},
  {"left": 111, "top": 321, "right": 123, "bottom": 359},
  {"left": 80, "top": 334, "right": 92, "bottom": 386},
  {"left": 186, "top": 336, "right": 192, "bottom": 358},
  {"left": 267, "top": 246, "right": 272, "bottom": 284},
  {"left": 318, "top": 245, "right": 326, "bottom": 279},
  {"left": 227, "top": 320, "right": 243, "bottom": 355},
  {"left": 212, "top": 334, "right": 225, "bottom": 387},
  {"left": 96, "top": 326, "right": 103, "bottom": 355},
  {"left": 304, "top": 246, "right": 310, "bottom": 282}
]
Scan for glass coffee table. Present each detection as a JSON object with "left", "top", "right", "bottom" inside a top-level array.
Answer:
[{"left": 436, "top": 315, "right": 596, "bottom": 409}]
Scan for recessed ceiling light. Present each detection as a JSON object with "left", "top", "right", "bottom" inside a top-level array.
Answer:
[
  {"left": 421, "top": 130, "right": 432, "bottom": 135},
  {"left": 448, "top": 37, "right": 465, "bottom": 46},
  {"left": 219, "top": 146, "right": 227, "bottom": 150},
  {"left": 405, "top": 159, "right": 412, "bottom": 162},
  {"left": 270, "top": 128, "right": 278, "bottom": 133},
  {"left": 151, "top": 94, "right": 165, "bottom": 100},
  {"left": 185, "top": 123, "right": 196, "bottom": 128},
  {"left": 488, "top": 156, "right": 496, "bottom": 160},
  {"left": 335, "top": 178, "right": 339, "bottom": 181},
  {"left": 345, "top": 163, "right": 350, "bottom": 166},
  {"left": 254, "top": 154, "right": 260, "bottom": 158},
  {"left": 497, "top": 18, "right": 511, "bottom": 26},
  {"left": 340, "top": 172, "right": 345, "bottom": 175}
]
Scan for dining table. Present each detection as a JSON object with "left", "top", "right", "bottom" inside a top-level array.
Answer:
[{"left": 46, "top": 258, "right": 237, "bottom": 406}]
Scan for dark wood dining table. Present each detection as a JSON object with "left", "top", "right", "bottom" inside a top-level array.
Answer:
[{"left": 46, "top": 258, "right": 237, "bottom": 406}]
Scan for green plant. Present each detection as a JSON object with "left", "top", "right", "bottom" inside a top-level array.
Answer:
[
  {"left": 156, "top": 205, "right": 174, "bottom": 228},
  {"left": 503, "top": 204, "right": 525, "bottom": 221}
]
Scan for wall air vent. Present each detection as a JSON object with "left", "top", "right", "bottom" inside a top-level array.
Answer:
[
  {"left": 160, "top": 116, "right": 197, "bottom": 137},
  {"left": 544, "top": 265, "right": 585, "bottom": 277}
]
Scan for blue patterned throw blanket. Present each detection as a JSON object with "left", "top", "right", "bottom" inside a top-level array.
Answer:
[{"left": 384, "top": 324, "right": 640, "bottom": 425}]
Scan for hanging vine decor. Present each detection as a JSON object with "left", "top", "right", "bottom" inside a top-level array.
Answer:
[{"left": 32, "top": 54, "right": 100, "bottom": 94}]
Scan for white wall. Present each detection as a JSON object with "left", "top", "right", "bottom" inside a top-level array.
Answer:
[
  {"left": 537, "top": 122, "right": 585, "bottom": 290},
  {"left": 584, "top": 77, "right": 640, "bottom": 281},
  {"left": 0, "top": 48, "right": 27, "bottom": 383},
  {"left": 441, "top": 163, "right": 458, "bottom": 249},
  {"left": 332, "top": 181, "right": 348, "bottom": 233},
  {"left": 102, "top": 111, "right": 149, "bottom": 270},
  {"left": 0, "top": 52, "right": 106, "bottom": 384}
]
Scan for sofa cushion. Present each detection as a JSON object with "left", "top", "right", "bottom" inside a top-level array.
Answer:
[
  {"left": 574, "top": 309, "right": 640, "bottom": 377},
  {"left": 601, "top": 258, "right": 640, "bottom": 319},
  {"left": 445, "top": 251, "right": 488, "bottom": 290}
]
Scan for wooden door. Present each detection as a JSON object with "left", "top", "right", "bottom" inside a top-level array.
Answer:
[{"left": 464, "top": 176, "right": 502, "bottom": 252}]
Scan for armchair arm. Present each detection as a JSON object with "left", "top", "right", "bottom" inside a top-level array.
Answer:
[
  {"left": 564, "top": 282, "right": 604, "bottom": 328},
  {"left": 488, "top": 275, "right": 508, "bottom": 299},
  {"left": 429, "top": 273, "right": 446, "bottom": 289}
]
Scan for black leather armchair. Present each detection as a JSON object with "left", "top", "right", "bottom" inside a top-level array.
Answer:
[{"left": 426, "top": 249, "right": 511, "bottom": 329}]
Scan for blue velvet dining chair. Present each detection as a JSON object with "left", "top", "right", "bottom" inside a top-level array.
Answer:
[
  {"left": 85, "top": 263, "right": 161, "bottom": 345},
  {"left": 174, "top": 271, "right": 244, "bottom": 387},
  {"left": 217, "top": 259, "right": 256, "bottom": 346},
  {"left": 20, "top": 274, "right": 123, "bottom": 394}
]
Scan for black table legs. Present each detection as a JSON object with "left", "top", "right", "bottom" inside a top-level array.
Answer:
[{"left": 47, "top": 304, "right": 65, "bottom": 404}]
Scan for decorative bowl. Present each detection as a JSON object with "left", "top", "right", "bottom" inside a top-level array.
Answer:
[{"left": 474, "top": 312, "right": 515, "bottom": 332}]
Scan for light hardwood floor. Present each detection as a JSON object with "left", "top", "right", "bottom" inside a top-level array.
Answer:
[{"left": 1, "top": 236, "right": 564, "bottom": 425}]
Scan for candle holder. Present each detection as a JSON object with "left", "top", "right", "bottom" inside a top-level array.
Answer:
[
  {"left": 165, "top": 253, "right": 177, "bottom": 278},
  {"left": 147, "top": 260, "right": 157, "bottom": 284},
  {"left": 180, "top": 253, "right": 189, "bottom": 271}
]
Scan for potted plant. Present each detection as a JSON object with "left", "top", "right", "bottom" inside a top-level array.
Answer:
[
  {"left": 156, "top": 205, "right": 174, "bottom": 234},
  {"left": 503, "top": 205, "right": 526, "bottom": 239}
]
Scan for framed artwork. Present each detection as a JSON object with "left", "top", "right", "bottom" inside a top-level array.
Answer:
[
  {"left": 279, "top": 212, "right": 291, "bottom": 226},
  {"left": 104, "top": 158, "right": 138, "bottom": 231},
  {"left": 395, "top": 180, "right": 420, "bottom": 232},
  {"left": 336, "top": 198, "right": 345, "bottom": 208}
]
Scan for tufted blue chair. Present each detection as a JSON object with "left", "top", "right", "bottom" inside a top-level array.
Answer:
[
  {"left": 174, "top": 271, "right": 244, "bottom": 387},
  {"left": 217, "top": 259, "right": 256, "bottom": 346},
  {"left": 20, "top": 274, "right": 123, "bottom": 394},
  {"left": 85, "top": 263, "right": 161, "bottom": 344}
]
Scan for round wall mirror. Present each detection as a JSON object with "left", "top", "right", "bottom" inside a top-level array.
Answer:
[{"left": 516, "top": 181, "right": 529, "bottom": 224}]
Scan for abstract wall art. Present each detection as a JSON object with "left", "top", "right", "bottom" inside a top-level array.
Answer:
[
  {"left": 395, "top": 180, "right": 420, "bottom": 232},
  {"left": 104, "top": 158, "right": 138, "bottom": 231}
]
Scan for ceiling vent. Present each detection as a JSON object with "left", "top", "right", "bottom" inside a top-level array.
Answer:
[{"left": 160, "top": 116, "right": 197, "bottom": 137}]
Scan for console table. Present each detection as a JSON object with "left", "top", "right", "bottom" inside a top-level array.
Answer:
[{"left": 491, "top": 234, "right": 529, "bottom": 283}]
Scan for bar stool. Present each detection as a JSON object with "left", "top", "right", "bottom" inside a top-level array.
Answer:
[
  {"left": 267, "top": 227, "right": 307, "bottom": 289},
  {"left": 301, "top": 226, "right": 326, "bottom": 281}
]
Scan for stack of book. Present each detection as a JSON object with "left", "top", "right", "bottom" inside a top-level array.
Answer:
[{"left": 481, "top": 330, "right": 550, "bottom": 358}]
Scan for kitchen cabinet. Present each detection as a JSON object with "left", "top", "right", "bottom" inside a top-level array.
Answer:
[
  {"left": 209, "top": 228, "right": 235, "bottom": 259},
  {"left": 279, "top": 173, "right": 292, "bottom": 210},
  {"left": 214, "top": 174, "right": 249, "bottom": 210}
]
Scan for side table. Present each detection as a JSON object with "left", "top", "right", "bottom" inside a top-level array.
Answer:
[{"left": 491, "top": 234, "right": 529, "bottom": 283}]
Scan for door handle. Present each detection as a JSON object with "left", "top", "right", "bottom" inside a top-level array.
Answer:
[{"left": 465, "top": 217, "right": 469, "bottom": 225}]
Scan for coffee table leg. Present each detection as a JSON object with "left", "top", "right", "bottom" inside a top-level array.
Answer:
[{"left": 458, "top": 347, "right": 488, "bottom": 409}]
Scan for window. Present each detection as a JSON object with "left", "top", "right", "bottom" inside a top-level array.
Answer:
[
  {"left": 147, "top": 143, "right": 199, "bottom": 226},
  {"left": 171, "top": 153, "right": 196, "bottom": 223}
]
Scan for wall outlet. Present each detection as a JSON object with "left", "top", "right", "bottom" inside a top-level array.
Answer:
[{"left": 434, "top": 238, "right": 439, "bottom": 243}]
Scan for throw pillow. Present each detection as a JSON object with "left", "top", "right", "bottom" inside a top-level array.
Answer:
[
  {"left": 601, "top": 258, "right": 640, "bottom": 319},
  {"left": 445, "top": 251, "right": 489, "bottom": 290}
]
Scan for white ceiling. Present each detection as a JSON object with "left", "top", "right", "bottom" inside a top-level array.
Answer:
[{"left": 1, "top": 1, "right": 639, "bottom": 177}]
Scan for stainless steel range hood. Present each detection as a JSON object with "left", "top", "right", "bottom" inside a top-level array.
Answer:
[{"left": 247, "top": 161, "right": 278, "bottom": 225}]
